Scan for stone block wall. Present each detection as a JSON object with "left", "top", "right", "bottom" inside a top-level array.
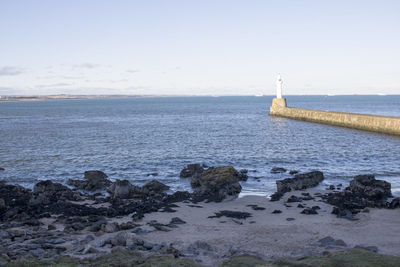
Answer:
[{"left": 269, "top": 98, "right": 400, "bottom": 136}]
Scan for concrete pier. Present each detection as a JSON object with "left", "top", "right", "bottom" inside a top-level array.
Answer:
[{"left": 269, "top": 98, "right": 400, "bottom": 136}]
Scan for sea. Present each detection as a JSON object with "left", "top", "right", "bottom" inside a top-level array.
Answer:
[{"left": 1, "top": 95, "right": 400, "bottom": 197}]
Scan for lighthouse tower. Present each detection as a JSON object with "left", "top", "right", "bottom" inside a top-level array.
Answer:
[{"left": 270, "top": 74, "right": 287, "bottom": 114}]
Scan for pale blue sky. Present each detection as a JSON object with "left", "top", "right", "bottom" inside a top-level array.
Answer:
[{"left": 0, "top": 0, "right": 399, "bottom": 95}]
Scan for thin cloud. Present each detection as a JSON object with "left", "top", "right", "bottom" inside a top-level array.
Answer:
[
  {"left": 60, "top": 75, "right": 84, "bottom": 80},
  {"left": 73, "top": 63, "right": 98, "bottom": 69},
  {"left": 126, "top": 69, "right": 140, "bottom": 73},
  {"left": 36, "top": 83, "right": 71, "bottom": 88},
  {"left": 0, "top": 66, "right": 25, "bottom": 76}
]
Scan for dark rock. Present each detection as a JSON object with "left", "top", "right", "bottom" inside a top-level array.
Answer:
[
  {"left": 108, "top": 179, "right": 138, "bottom": 199},
  {"left": 289, "top": 170, "right": 299, "bottom": 175},
  {"left": 0, "top": 168, "right": 4, "bottom": 171},
  {"left": 272, "top": 210, "right": 282, "bottom": 214},
  {"left": 164, "top": 191, "right": 191, "bottom": 203},
  {"left": 142, "top": 179, "right": 170, "bottom": 193},
  {"left": 180, "top": 164, "right": 204, "bottom": 178},
  {"left": 111, "top": 232, "right": 128, "bottom": 246},
  {"left": 349, "top": 174, "right": 391, "bottom": 200},
  {"left": 48, "top": 224, "right": 57, "bottom": 231},
  {"left": 355, "top": 245, "right": 378, "bottom": 253},
  {"left": 270, "top": 171, "right": 324, "bottom": 201},
  {"left": 101, "top": 222, "right": 120, "bottom": 233},
  {"left": 287, "top": 195, "right": 302, "bottom": 203},
  {"left": 0, "top": 182, "right": 32, "bottom": 221},
  {"left": 67, "top": 170, "right": 111, "bottom": 191},
  {"left": 208, "top": 210, "right": 252, "bottom": 219},
  {"left": 301, "top": 195, "right": 315, "bottom": 201},
  {"left": 388, "top": 197, "right": 400, "bottom": 209},
  {"left": 119, "top": 221, "right": 138, "bottom": 230},
  {"left": 316, "top": 236, "right": 347, "bottom": 247},
  {"left": 328, "top": 185, "right": 335, "bottom": 190},
  {"left": 246, "top": 204, "right": 265, "bottom": 211},
  {"left": 301, "top": 207, "right": 318, "bottom": 215},
  {"left": 159, "top": 205, "right": 177, "bottom": 213},
  {"left": 297, "top": 204, "right": 305, "bottom": 208},
  {"left": 142, "top": 241, "right": 153, "bottom": 250},
  {"left": 187, "top": 204, "right": 203, "bottom": 208},
  {"left": 269, "top": 192, "right": 284, "bottom": 202},
  {"left": 331, "top": 207, "right": 359, "bottom": 221},
  {"left": 191, "top": 166, "right": 242, "bottom": 202},
  {"left": 147, "top": 220, "right": 170, "bottom": 232},
  {"left": 166, "top": 244, "right": 182, "bottom": 258},
  {"left": 238, "top": 169, "right": 248, "bottom": 181},
  {"left": 286, "top": 218, "right": 295, "bottom": 221},
  {"left": 30, "top": 180, "right": 81, "bottom": 205},
  {"left": 271, "top": 167, "right": 287, "bottom": 174},
  {"left": 326, "top": 174, "right": 393, "bottom": 218},
  {"left": 169, "top": 217, "right": 186, "bottom": 225},
  {"left": 24, "top": 218, "right": 40, "bottom": 226}
]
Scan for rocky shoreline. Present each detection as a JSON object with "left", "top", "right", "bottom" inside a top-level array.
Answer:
[{"left": 1, "top": 165, "right": 400, "bottom": 266}]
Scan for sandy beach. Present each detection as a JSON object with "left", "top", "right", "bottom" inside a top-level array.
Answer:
[{"left": 135, "top": 189, "right": 400, "bottom": 265}]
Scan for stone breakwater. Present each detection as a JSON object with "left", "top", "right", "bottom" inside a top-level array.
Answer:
[
  {"left": 1, "top": 165, "right": 400, "bottom": 266},
  {"left": 269, "top": 98, "right": 400, "bottom": 136}
]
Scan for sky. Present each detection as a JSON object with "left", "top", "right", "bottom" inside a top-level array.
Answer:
[{"left": 0, "top": 0, "right": 399, "bottom": 96}]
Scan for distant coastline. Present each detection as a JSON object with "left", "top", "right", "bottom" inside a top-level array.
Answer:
[
  {"left": 1, "top": 94, "right": 399, "bottom": 102},
  {"left": 0, "top": 95, "right": 154, "bottom": 102}
]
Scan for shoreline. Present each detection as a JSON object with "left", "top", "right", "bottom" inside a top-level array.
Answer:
[{"left": 1, "top": 167, "right": 400, "bottom": 266}]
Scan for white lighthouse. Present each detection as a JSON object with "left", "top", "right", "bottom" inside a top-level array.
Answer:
[
  {"left": 270, "top": 74, "right": 287, "bottom": 113},
  {"left": 276, "top": 74, "right": 283, "bottom": 98}
]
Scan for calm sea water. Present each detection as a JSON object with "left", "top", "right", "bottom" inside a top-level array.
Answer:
[{"left": 1, "top": 95, "right": 400, "bottom": 197}]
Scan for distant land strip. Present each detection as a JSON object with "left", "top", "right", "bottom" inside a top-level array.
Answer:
[{"left": 0, "top": 95, "right": 157, "bottom": 101}]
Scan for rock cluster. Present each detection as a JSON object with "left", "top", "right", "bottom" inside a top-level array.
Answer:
[
  {"left": 270, "top": 171, "right": 324, "bottom": 201},
  {"left": 325, "top": 174, "right": 398, "bottom": 219},
  {"left": 67, "top": 170, "right": 111, "bottom": 191},
  {"left": 182, "top": 165, "right": 243, "bottom": 202}
]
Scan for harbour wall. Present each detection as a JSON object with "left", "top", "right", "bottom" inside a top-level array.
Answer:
[{"left": 269, "top": 98, "right": 400, "bottom": 136}]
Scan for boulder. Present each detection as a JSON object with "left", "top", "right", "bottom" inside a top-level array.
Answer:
[
  {"left": 67, "top": 170, "right": 111, "bottom": 191},
  {"left": 326, "top": 174, "right": 393, "bottom": 217},
  {"left": 270, "top": 171, "right": 324, "bottom": 201},
  {"left": 110, "top": 232, "right": 129, "bottom": 246},
  {"left": 238, "top": 169, "right": 248, "bottom": 181},
  {"left": 0, "top": 167, "right": 4, "bottom": 171},
  {"left": 179, "top": 164, "right": 204, "bottom": 178},
  {"left": 101, "top": 222, "right": 120, "bottom": 233},
  {"left": 191, "top": 166, "right": 242, "bottom": 202},
  {"left": 271, "top": 167, "right": 287, "bottom": 174},
  {"left": 142, "top": 180, "right": 170, "bottom": 193},
  {"left": 388, "top": 197, "right": 400, "bottom": 209},
  {"left": 315, "top": 236, "right": 347, "bottom": 247},
  {"left": 108, "top": 179, "right": 137, "bottom": 199},
  {"left": 0, "top": 182, "right": 32, "bottom": 213},
  {"left": 349, "top": 174, "right": 391, "bottom": 200},
  {"left": 30, "top": 180, "right": 81, "bottom": 205}
]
